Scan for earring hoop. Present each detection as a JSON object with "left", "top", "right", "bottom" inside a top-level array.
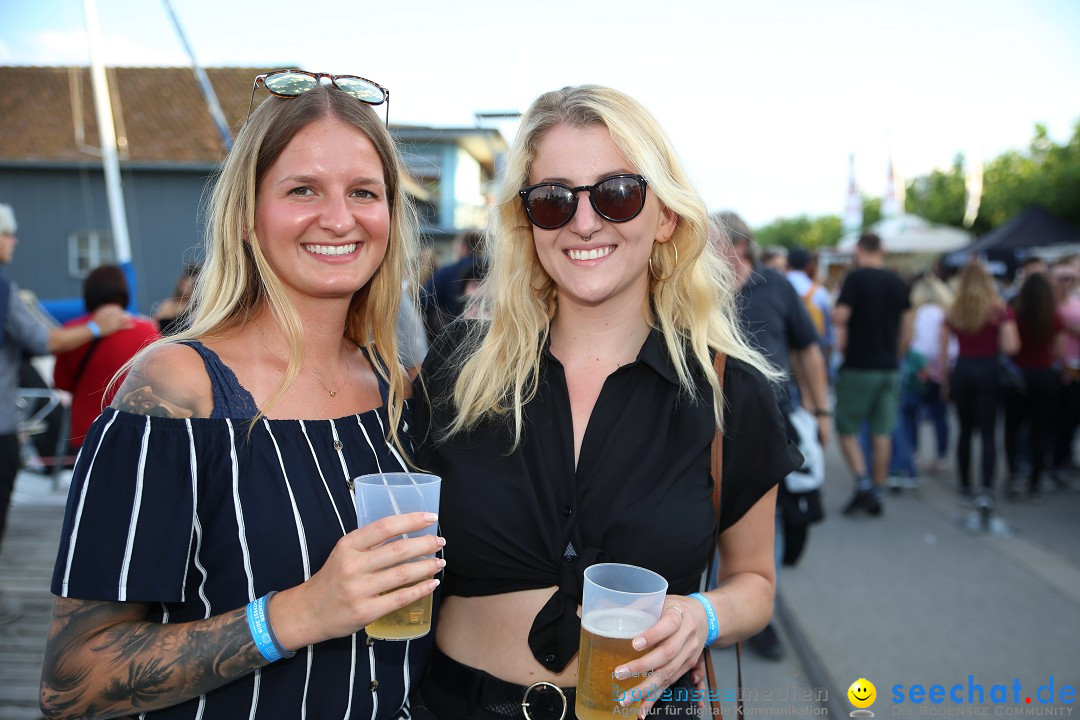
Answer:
[{"left": 649, "top": 243, "right": 679, "bottom": 281}]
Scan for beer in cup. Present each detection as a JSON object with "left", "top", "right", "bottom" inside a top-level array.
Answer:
[
  {"left": 576, "top": 563, "right": 668, "bottom": 720},
  {"left": 354, "top": 472, "right": 441, "bottom": 640}
]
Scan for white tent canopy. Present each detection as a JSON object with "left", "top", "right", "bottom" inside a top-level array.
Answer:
[{"left": 837, "top": 214, "right": 973, "bottom": 253}]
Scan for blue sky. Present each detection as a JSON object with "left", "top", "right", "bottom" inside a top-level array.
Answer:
[{"left": 1, "top": 0, "right": 1078, "bottom": 226}]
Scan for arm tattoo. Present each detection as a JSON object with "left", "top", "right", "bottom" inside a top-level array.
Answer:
[
  {"left": 117, "top": 386, "right": 193, "bottom": 418},
  {"left": 41, "top": 598, "right": 267, "bottom": 720},
  {"left": 114, "top": 369, "right": 196, "bottom": 419}
]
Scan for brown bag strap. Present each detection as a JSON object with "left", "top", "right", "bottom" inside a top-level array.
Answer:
[
  {"left": 710, "top": 352, "right": 726, "bottom": 522},
  {"left": 703, "top": 352, "right": 743, "bottom": 719}
]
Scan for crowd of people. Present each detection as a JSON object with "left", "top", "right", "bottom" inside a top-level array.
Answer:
[
  {"left": 752, "top": 228, "right": 1080, "bottom": 531},
  {"left": 0, "top": 71, "right": 1075, "bottom": 719}
]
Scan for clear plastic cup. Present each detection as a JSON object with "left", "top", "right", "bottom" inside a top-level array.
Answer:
[
  {"left": 354, "top": 472, "right": 441, "bottom": 640},
  {"left": 575, "top": 563, "right": 668, "bottom": 720}
]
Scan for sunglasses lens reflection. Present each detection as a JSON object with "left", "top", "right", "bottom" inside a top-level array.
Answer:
[
  {"left": 593, "top": 176, "right": 644, "bottom": 221},
  {"left": 264, "top": 71, "right": 318, "bottom": 96},
  {"left": 335, "top": 77, "right": 386, "bottom": 104},
  {"left": 524, "top": 176, "right": 647, "bottom": 229},
  {"left": 527, "top": 186, "right": 576, "bottom": 229}
]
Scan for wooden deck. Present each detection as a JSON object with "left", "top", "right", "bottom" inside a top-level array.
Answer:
[{"left": 0, "top": 472, "right": 66, "bottom": 720}]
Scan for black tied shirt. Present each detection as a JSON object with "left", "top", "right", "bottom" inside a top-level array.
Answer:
[{"left": 412, "top": 324, "right": 801, "bottom": 673}]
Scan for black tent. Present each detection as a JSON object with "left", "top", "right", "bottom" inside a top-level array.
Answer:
[
  {"left": 945, "top": 205, "right": 1080, "bottom": 274},
  {"left": 965, "top": 204, "right": 1080, "bottom": 253}
]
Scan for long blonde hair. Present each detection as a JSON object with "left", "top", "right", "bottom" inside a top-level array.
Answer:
[
  {"left": 946, "top": 263, "right": 999, "bottom": 333},
  {"left": 445, "top": 85, "right": 775, "bottom": 446},
  {"left": 910, "top": 274, "right": 954, "bottom": 309},
  {"left": 131, "top": 85, "right": 419, "bottom": 452}
]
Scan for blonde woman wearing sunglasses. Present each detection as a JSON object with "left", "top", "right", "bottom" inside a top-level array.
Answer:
[
  {"left": 412, "top": 86, "right": 801, "bottom": 719},
  {"left": 40, "top": 76, "right": 441, "bottom": 719}
]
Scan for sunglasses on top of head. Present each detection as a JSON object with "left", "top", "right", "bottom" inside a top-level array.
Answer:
[
  {"left": 247, "top": 69, "right": 390, "bottom": 126},
  {"left": 518, "top": 174, "right": 649, "bottom": 230}
]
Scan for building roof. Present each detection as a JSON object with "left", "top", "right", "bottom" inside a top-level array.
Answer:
[
  {"left": 0, "top": 65, "right": 262, "bottom": 165},
  {"left": 0, "top": 66, "right": 505, "bottom": 202}
]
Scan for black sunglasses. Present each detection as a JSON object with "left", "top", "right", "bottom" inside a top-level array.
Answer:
[
  {"left": 248, "top": 69, "right": 390, "bottom": 125},
  {"left": 518, "top": 174, "right": 648, "bottom": 230}
]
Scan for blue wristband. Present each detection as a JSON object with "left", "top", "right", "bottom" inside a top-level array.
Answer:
[
  {"left": 688, "top": 592, "right": 720, "bottom": 646},
  {"left": 263, "top": 591, "right": 296, "bottom": 659},
  {"left": 86, "top": 321, "right": 102, "bottom": 338},
  {"left": 246, "top": 593, "right": 294, "bottom": 662}
]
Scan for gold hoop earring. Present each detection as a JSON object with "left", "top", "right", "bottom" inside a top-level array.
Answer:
[{"left": 649, "top": 243, "right": 678, "bottom": 281}]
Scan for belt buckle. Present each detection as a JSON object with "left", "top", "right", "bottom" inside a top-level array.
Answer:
[{"left": 521, "top": 681, "right": 568, "bottom": 720}]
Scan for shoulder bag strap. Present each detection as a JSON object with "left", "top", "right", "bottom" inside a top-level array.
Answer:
[
  {"left": 710, "top": 353, "right": 726, "bottom": 521},
  {"left": 70, "top": 338, "right": 101, "bottom": 395},
  {"left": 703, "top": 352, "right": 743, "bottom": 719}
]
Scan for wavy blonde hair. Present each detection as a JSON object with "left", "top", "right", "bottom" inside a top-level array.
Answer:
[
  {"left": 132, "top": 86, "right": 419, "bottom": 452},
  {"left": 445, "top": 85, "right": 775, "bottom": 446},
  {"left": 946, "top": 263, "right": 1000, "bottom": 333},
  {"left": 910, "top": 274, "right": 954, "bottom": 309}
]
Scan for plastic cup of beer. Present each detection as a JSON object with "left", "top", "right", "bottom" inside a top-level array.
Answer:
[
  {"left": 354, "top": 472, "right": 441, "bottom": 641},
  {"left": 576, "top": 563, "right": 668, "bottom": 720}
]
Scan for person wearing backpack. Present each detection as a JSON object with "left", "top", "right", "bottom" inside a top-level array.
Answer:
[
  {"left": 786, "top": 247, "right": 833, "bottom": 367},
  {"left": 716, "top": 213, "right": 830, "bottom": 662}
]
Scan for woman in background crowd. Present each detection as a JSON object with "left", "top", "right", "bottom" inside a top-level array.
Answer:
[
  {"left": 941, "top": 263, "right": 1018, "bottom": 520},
  {"left": 1050, "top": 260, "right": 1080, "bottom": 488},
  {"left": 1004, "top": 271, "right": 1064, "bottom": 501},
  {"left": 902, "top": 273, "right": 954, "bottom": 476},
  {"left": 152, "top": 262, "right": 200, "bottom": 336}
]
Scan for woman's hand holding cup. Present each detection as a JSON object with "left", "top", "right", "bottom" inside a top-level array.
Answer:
[
  {"left": 611, "top": 594, "right": 710, "bottom": 716},
  {"left": 268, "top": 510, "right": 444, "bottom": 652}
]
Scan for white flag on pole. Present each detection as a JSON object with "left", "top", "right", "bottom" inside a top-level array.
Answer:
[
  {"left": 843, "top": 153, "right": 862, "bottom": 236},
  {"left": 964, "top": 158, "right": 984, "bottom": 228}
]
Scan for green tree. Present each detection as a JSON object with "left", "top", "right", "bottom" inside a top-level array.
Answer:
[
  {"left": 904, "top": 155, "right": 967, "bottom": 228},
  {"left": 861, "top": 197, "right": 882, "bottom": 228},
  {"left": 755, "top": 215, "right": 843, "bottom": 250},
  {"left": 980, "top": 122, "right": 1080, "bottom": 228},
  {"left": 753, "top": 118, "right": 1080, "bottom": 250},
  {"left": 903, "top": 120, "right": 1080, "bottom": 233}
]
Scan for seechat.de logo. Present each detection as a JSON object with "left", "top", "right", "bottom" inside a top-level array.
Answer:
[{"left": 848, "top": 678, "right": 877, "bottom": 717}]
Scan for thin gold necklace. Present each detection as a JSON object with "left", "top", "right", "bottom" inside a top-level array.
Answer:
[{"left": 256, "top": 322, "right": 349, "bottom": 398}]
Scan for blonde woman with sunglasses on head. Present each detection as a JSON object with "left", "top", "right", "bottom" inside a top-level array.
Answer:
[
  {"left": 40, "top": 73, "right": 442, "bottom": 720},
  {"left": 412, "top": 85, "right": 801, "bottom": 719}
]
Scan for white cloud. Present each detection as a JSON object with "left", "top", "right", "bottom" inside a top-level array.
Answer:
[
  {"left": 0, "top": 41, "right": 12, "bottom": 63},
  {"left": 27, "top": 29, "right": 186, "bottom": 67},
  {"left": 30, "top": 30, "right": 89, "bottom": 65}
]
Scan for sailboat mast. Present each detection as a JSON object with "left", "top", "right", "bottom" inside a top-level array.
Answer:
[
  {"left": 82, "top": 0, "right": 136, "bottom": 309},
  {"left": 162, "top": 0, "right": 233, "bottom": 150}
]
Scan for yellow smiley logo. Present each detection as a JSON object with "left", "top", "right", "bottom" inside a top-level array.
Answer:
[{"left": 848, "top": 678, "right": 876, "bottom": 708}]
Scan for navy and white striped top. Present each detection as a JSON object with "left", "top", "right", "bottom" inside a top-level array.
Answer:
[{"left": 50, "top": 342, "right": 429, "bottom": 720}]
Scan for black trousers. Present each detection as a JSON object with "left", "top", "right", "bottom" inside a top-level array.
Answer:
[
  {"left": 1005, "top": 367, "right": 1058, "bottom": 489},
  {"left": 0, "top": 434, "right": 20, "bottom": 557},
  {"left": 419, "top": 646, "right": 701, "bottom": 720},
  {"left": 949, "top": 357, "right": 1000, "bottom": 492},
  {"left": 1052, "top": 372, "right": 1080, "bottom": 469}
]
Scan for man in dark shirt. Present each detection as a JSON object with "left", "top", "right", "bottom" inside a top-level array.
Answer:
[
  {"left": 834, "top": 232, "right": 913, "bottom": 516},
  {"left": 420, "top": 228, "right": 486, "bottom": 341},
  {"left": 716, "top": 211, "right": 830, "bottom": 660}
]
